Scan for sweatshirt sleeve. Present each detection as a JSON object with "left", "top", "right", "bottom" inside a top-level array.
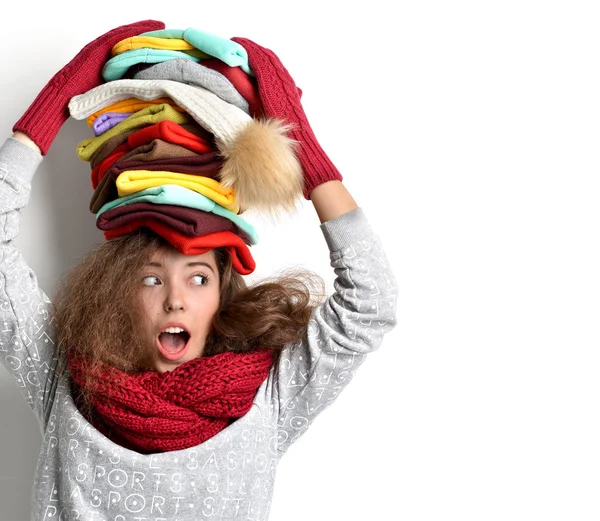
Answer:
[
  {"left": 273, "top": 208, "right": 398, "bottom": 454},
  {"left": 0, "top": 137, "right": 59, "bottom": 430}
]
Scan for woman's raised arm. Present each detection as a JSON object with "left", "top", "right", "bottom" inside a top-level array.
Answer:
[{"left": 309, "top": 179, "right": 359, "bottom": 223}]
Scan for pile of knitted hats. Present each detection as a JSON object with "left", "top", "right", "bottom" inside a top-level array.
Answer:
[{"left": 65, "top": 27, "right": 309, "bottom": 275}]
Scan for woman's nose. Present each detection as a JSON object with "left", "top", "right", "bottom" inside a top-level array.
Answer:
[{"left": 163, "top": 288, "right": 185, "bottom": 312}]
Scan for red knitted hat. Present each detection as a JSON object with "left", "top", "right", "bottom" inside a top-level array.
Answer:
[
  {"left": 127, "top": 120, "right": 214, "bottom": 154},
  {"left": 104, "top": 221, "right": 256, "bottom": 275}
]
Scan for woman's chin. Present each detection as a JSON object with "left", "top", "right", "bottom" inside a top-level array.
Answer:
[{"left": 154, "top": 361, "right": 180, "bottom": 373}]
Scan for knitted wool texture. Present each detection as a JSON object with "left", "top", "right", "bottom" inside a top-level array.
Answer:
[
  {"left": 231, "top": 36, "right": 343, "bottom": 198},
  {"left": 13, "top": 19, "right": 165, "bottom": 155},
  {"left": 68, "top": 349, "right": 274, "bottom": 453}
]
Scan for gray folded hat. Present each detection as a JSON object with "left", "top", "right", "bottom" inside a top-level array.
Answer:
[{"left": 133, "top": 59, "right": 250, "bottom": 114}]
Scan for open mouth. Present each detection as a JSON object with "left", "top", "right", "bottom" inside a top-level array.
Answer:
[{"left": 157, "top": 329, "right": 191, "bottom": 361}]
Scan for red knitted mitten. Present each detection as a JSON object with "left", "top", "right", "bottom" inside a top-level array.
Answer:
[
  {"left": 231, "top": 37, "right": 343, "bottom": 199},
  {"left": 13, "top": 19, "right": 165, "bottom": 155}
]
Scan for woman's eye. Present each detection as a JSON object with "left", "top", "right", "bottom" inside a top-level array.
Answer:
[
  {"left": 190, "top": 274, "right": 208, "bottom": 286},
  {"left": 142, "top": 275, "right": 161, "bottom": 286}
]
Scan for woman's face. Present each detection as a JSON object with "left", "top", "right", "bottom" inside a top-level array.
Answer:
[{"left": 138, "top": 247, "right": 221, "bottom": 373}]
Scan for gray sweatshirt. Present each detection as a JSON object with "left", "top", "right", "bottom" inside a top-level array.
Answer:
[{"left": 0, "top": 137, "right": 398, "bottom": 521}]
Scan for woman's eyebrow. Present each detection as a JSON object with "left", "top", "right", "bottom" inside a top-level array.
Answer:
[
  {"left": 144, "top": 261, "right": 215, "bottom": 273},
  {"left": 186, "top": 261, "right": 215, "bottom": 273}
]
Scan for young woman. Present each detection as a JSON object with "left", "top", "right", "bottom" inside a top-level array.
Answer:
[{"left": 1, "top": 20, "right": 397, "bottom": 520}]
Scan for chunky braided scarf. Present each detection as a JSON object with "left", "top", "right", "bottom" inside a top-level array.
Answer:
[{"left": 68, "top": 349, "right": 274, "bottom": 453}]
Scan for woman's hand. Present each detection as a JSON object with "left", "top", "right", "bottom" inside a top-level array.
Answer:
[
  {"left": 13, "top": 19, "right": 165, "bottom": 156},
  {"left": 231, "top": 37, "right": 344, "bottom": 200}
]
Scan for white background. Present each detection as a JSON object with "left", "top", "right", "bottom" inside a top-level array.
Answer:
[{"left": 0, "top": 1, "right": 599, "bottom": 520}]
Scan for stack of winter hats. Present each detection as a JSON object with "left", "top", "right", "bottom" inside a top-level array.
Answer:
[{"left": 67, "top": 27, "right": 304, "bottom": 275}]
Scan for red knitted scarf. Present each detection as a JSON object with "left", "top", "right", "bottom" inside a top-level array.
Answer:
[{"left": 68, "top": 349, "right": 274, "bottom": 454}]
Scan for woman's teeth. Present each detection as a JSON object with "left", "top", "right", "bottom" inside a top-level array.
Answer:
[{"left": 162, "top": 326, "right": 186, "bottom": 334}]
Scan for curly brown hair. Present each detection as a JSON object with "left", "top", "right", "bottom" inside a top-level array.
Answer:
[{"left": 52, "top": 229, "right": 325, "bottom": 395}]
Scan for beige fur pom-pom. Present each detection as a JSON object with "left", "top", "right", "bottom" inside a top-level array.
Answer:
[{"left": 217, "top": 118, "right": 303, "bottom": 215}]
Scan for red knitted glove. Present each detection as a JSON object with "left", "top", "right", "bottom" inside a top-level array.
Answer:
[
  {"left": 13, "top": 19, "right": 165, "bottom": 155},
  {"left": 231, "top": 37, "right": 343, "bottom": 199}
]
